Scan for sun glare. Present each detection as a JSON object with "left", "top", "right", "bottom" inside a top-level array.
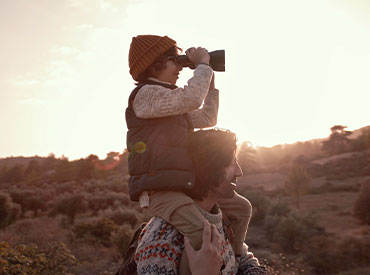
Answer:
[{"left": 0, "top": 0, "right": 369, "bottom": 159}]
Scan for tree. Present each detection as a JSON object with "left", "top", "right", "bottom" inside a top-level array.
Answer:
[
  {"left": 354, "top": 181, "right": 370, "bottom": 225},
  {"left": 0, "top": 192, "right": 20, "bottom": 228},
  {"left": 50, "top": 194, "right": 87, "bottom": 224},
  {"left": 0, "top": 164, "right": 25, "bottom": 183},
  {"left": 9, "top": 190, "right": 46, "bottom": 218},
  {"left": 237, "top": 141, "right": 257, "bottom": 173},
  {"left": 284, "top": 166, "right": 311, "bottom": 208},
  {"left": 322, "top": 125, "right": 352, "bottom": 155}
]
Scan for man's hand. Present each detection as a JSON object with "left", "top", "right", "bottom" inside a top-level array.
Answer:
[
  {"left": 186, "top": 47, "right": 210, "bottom": 66},
  {"left": 184, "top": 220, "right": 223, "bottom": 275}
]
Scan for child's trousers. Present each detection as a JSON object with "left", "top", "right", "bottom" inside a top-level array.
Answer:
[{"left": 147, "top": 191, "right": 252, "bottom": 275}]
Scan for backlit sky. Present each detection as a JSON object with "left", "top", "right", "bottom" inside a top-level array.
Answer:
[{"left": 1, "top": 0, "right": 369, "bottom": 160}]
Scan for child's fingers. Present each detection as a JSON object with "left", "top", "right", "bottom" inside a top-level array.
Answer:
[
  {"left": 211, "top": 224, "right": 221, "bottom": 249},
  {"left": 201, "top": 220, "right": 212, "bottom": 249}
]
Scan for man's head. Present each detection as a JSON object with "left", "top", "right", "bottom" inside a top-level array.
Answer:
[
  {"left": 129, "top": 35, "right": 182, "bottom": 84},
  {"left": 186, "top": 129, "right": 243, "bottom": 201}
]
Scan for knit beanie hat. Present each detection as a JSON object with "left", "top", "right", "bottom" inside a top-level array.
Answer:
[{"left": 129, "top": 35, "right": 177, "bottom": 81}]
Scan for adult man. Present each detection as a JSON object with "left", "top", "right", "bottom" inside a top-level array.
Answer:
[{"left": 134, "top": 129, "right": 266, "bottom": 275}]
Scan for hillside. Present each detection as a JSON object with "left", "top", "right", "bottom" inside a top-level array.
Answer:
[{"left": 0, "top": 125, "right": 369, "bottom": 274}]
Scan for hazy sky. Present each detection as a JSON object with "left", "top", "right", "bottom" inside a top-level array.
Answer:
[{"left": 1, "top": 0, "right": 369, "bottom": 159}]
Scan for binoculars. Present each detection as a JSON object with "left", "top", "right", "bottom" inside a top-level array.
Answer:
[{"left": 175, "top": 50, "right": 225, "bottom": 72}]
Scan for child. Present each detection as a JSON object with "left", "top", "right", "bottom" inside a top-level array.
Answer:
[{"left": 126, "top": 35, "right": 251, "bottom": 274}]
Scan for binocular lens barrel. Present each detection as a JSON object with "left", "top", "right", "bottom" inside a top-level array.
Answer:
[{"left": 176, "top": 50, "right": 225, "bottom": 72}]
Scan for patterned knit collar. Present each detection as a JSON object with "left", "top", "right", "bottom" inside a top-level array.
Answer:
[{"left": 194, "top": 203, "right": 222, "bottom": 225}]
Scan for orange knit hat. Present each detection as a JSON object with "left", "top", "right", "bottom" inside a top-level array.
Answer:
[{"left": 129, "top": 35, "right": 177, "bottom": 81}]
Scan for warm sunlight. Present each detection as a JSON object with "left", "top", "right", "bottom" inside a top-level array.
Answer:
[{"left": 1, "top": 0, "right": 370, "bottom": 159}]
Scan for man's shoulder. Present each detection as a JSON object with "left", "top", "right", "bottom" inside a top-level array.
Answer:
[
  {"left": 139, "top": 217, "right": 183, "bottom": 243},
  {"left": 135, "top": 217, "right": 184, "bottom": 270}
]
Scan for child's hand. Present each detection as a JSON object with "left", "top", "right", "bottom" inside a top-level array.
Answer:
[
  {"left": 210, "top": 73, "right": 215, "bottom": 90},
  {"left": 184, "top": 220, "right": 223, "bottom": 275},
  {"left": 186, "top": 47, "right": 210, "bottom": 66}
]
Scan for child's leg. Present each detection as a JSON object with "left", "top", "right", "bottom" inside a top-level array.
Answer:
[
  {"left": 148, "top": 191, "right": 205, "bottom": 275},
  {"left": 218, "top": 192, "right": 252, "bottom": 256}
]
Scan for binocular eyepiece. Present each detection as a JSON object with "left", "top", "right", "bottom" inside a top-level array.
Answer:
[{"left": 175, "top": 50, "right": 225, "bottom": 72}]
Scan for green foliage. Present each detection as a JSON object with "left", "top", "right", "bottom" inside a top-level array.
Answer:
[
  {"left": 268, "top": 200, "right": 291, "bottom": 217},
  {"left": 305, "top": 235, "right": 370, "bottom": 274},
  {"left": 241, "top": 190, "right": 270, "bottom": 223},
  {"left": 284, "top": 166, "right": 311, "bottom": 208},
  {"left": 73, "top": 218, "right": 118, "bottom": 247},
  {"left": 102, "top": 207, "right": 139, "bottom": 227},
  {"left": 354, "top": 181, "right": 370, "bottom": 225},
  {"left": 0, "top": 241, "right": 76, "bottom": 275},
  {"left": 10, "top": 190, "right": 47, "bottom": 217},
  {"left": 0, "top": 192, "right": 20, "bottom": 229},
  {"left": 264, "top": 211, "right": 326, "bottom": 253},
  {"left": 50, "top": 194, "right": 87, "bottom": 224},
  {"left": 87, "top": 191, "right": 130, "bottom": 215},
  {"left": 0, "top": 164, "right": 25, "bottom": 183},
  {"left": 114, "top": 224, "right": 135, "bottom": 256}
]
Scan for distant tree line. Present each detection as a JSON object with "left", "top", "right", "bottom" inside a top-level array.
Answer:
[
  {"left": 0, "top": 151, "right": 129, "bottom": 185},
  {"left": 236, "top": 125, "right": 370, "bottom": 174}
]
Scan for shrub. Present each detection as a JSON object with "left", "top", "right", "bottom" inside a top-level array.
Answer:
[
  {"left": 88, "top": 192, "right": 130, "bottom": 216},
  {"left": 0, "top": 192, "right": 20, "bottom": 229},
  {"left": 101, "top": 207, "right": 139, "bottom": 227},
  {"left": 50, "top": 194, "right": 87, "bottom": 224},
  {"left": 354, "top": 181, "right": 370, "bottom": 225},
  {"left": 242, "top": 190, "right": 271, "bottom": 223},
  {"left": 0, "top": 241, "right": 76, "bottom": 275},
  {"left": 3, "top": 217, "right": 68, "bottom": 246},
  {"left": 305, "top": 235, "right": 370, "bottom": 274},
  {"left": 9, "top": 190, "right": 47, "bottom": 217},
  {"left": 264, "top": 211, "right": 326, "bottom": 253},
  {"left": 284, "top": 166, "right": 311, "bottom": 208},
  {"left": 268, "top": 200, "right": 291, "bottom": 217},
  {"left": 304, "top": 235, "right": 341, "bottom": 274},
  {"left": 114, "top": 224, "right": 135, "bottom": 256},
  {"left": 73, "top": 218, "right": 118, "bottom": 247}
]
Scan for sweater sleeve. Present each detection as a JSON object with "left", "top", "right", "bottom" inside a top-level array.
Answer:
[
  {"left": 133, "top": 64, "right": 213, "bottom": 119},
  {"left": 237, "top": 244, "right": 267, "bottom": 275},
  {"left": 135, "top": 219, "right": 183, "bottom": 275},
  {"left": 188, "top": 88, "right": 219, "bottom": 128}
]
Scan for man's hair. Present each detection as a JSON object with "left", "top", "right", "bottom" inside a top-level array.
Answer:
[
  {"left": 185, "top": 129, "right": 237, "bottom": 200},
  {"left": 136, "top": 46, "right": 181, "bottom": 83}
]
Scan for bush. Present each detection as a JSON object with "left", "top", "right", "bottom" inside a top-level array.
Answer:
[
  {"left": 9, "top": 190, "right": 47, "bottom": 217},
  {"left": 101, "top": 207, "right": 139, "bottom": 227},
  {"left": 242, "top": 190, "right": 271, "bottom": 223},
  {"left": 114, "top": 224, "right": 135, "bottom": 256},
  {"left": 268, "top": 200, "right": 291, "bottom": 217},
  {"left": 304, "top": 235, "right": 341, "bottom": 274},
  {"left": 264, "top": 211, "right": 326, "bottom": 253},
  {"left": 50, "top": 194, "right": 87, "bottom": 224},
  {"left": 284, "top": 166, "right": 311, "bottom": 208},
  {"left": 0, "top": 192, "right": 20, "bottom": 229},
  {"left": 354, "top": 181, "right": 370, "bottom": 225},
  {"left": 73, "top": 218, "right": 118, "bottom": 247},
  {"left": 305, "top": 235, "right": 370, "bottom": 274},
  {"left": 0, "top": 241, "right": 76, "bottom": 275},
  {"left": 88, "top": 192, "right": 130, "bottom": 216}
]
